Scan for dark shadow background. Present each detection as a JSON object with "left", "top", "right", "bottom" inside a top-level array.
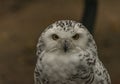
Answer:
[{"left": 0, "top": 0, "right": 120, "bottom": 84}]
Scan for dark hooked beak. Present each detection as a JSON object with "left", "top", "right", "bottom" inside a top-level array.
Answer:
[{"left": 63, "top": 40, "right": 69, "bottom": 52}]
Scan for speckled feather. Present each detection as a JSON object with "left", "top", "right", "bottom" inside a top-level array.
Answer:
[{"left": 34, "top": 20, "right": 111, "bottom": 84}]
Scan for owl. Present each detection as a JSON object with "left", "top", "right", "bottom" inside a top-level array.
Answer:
[{"left": 34, "top": 20, "right": 111, "bottom": 84}]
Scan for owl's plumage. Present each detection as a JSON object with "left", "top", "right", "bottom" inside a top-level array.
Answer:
[{"left": 34, "top": 20, "right": 111, "bottom": 84}]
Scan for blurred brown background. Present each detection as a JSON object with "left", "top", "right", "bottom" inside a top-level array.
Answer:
[{"left": 0, "top": 0, "right": 120, "bottom": 84}]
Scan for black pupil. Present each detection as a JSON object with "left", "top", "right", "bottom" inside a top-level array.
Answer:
[
  {"left": 72, "top": 34, "right": 79, "bottom": 40},
  {"left": 52, "top": 34, "right": 59, "bottom": 40}
]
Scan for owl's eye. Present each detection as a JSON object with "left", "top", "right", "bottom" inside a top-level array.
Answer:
[
  {"left": 72, "top": 33, "right": 80, "bottom": 40},
  {"left": 52, "top": 34, "right": 59, "bottom": 40}
]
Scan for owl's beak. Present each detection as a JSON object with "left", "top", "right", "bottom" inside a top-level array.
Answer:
[{"left": 63, "top": 40, "right": 69, "bottom": 53}]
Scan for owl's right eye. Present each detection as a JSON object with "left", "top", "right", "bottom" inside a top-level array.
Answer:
[{"left": 52, "top": 34, "right": 59, "bottom": 40}]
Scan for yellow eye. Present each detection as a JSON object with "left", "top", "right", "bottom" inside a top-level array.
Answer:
[
  {"left": 52, "top": 34, "right": 59, "bottom": 40},
  {"left": 72, "top": 34, "right": 80, "bottom": 40}
]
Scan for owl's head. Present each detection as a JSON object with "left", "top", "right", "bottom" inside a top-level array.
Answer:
[{"left": 37, "top": 20, "right": 96, "bottom": 55}]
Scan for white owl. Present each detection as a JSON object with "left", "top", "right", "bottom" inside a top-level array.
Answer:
[{"left": 34, "top": 20, "right": 111, "bottom": 84}]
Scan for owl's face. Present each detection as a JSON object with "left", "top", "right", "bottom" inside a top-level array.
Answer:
[{"left": 39, "top": 20, "right": 92, "bottom": 54}]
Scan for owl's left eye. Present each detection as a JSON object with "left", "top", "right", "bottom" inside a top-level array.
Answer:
[
  {"left": 72, "top": 33, "right": 80, "bottom": 40},
  {"left": 52, "top": 34, "right": 59, "bottom": 40}
]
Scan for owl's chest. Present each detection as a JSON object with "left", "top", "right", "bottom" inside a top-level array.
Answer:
[{"left": 41, "top": 52, "right": 80, "bottom": 80}]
